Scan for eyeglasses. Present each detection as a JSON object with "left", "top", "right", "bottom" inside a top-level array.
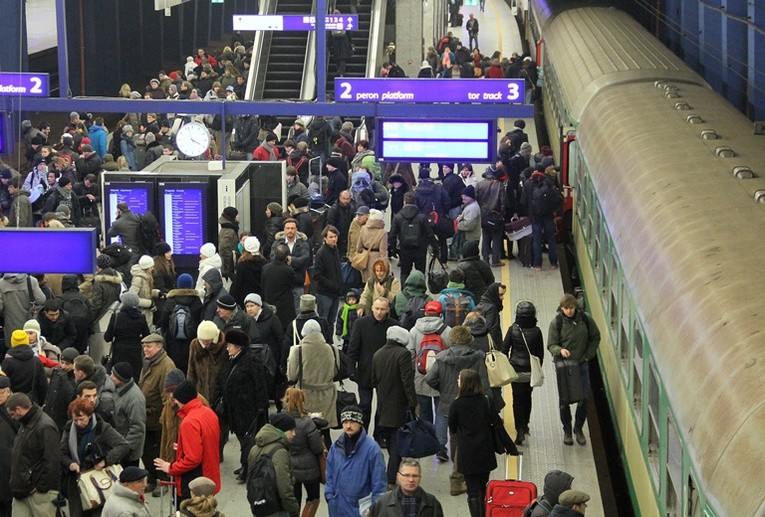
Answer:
[{"left": 397, "top": 473, "right": 421, "bottom": 479}]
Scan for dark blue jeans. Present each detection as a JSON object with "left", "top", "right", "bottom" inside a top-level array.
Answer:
[
  {"left": 532, "top": 216, "right": 558, "bottom": 267},
  {"left": 316, "top": 293, "right": 339, "bottom": 330},
  {"left": 481, "top": 227, "right": 503, "bottom": 264},
  {"left": 559, "top": 361, "right": 590, "bottom": 433}
]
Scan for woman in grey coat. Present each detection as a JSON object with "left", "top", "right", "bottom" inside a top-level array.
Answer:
[{"left": 284, "top": 387, "right": 325, "bottom": 517}]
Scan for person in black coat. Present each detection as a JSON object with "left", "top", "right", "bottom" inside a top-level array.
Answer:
[
  {"left": 326, "top": 192, "right": 357, "bottom": 258},
  {"left": 474, "top": 282, "right": 505, "bottom": 346},
  {"left": 200, "top": 268, "right": 228, "bottom": 322},
  {"left": 289, "top": 196, "right": 314, "bottom": 241},
  {"left": 312, "top": 226, "right": 345, "bottom": 324},
  {"left": 502, "top": 300, "right": 544, "bottom": 445},
  {"left": 213, "top": 330, "right": 270, "bottom": 480},
  {"left": 0, "top": 377, "right": 19, "bottom": 517},
  {"left": 263, "top": 203, "right": 285, "bottom": 256},
  {"left": 157, "top": 274, "right": 203, "bottom": 374},
  {"left": 104, "top": 292, "right": 151, "bottom": 377},
  {"left": 348, "top": 298, "right": 398, "bottom": 435},
  {"left": 229, "top": 237, "right": 267, "bottom": 308},
  {"left": 58, "top": 274, "right": 94, "bottom": 353},
  {"left": 2, "top": 331, "right": 48, "bottom": 404},
  {"left": 244, "top": 294, "right": 285, "bottom": 408},
  {"left": 38, "top": 298, "right": 78, "bottom": 352},
  {"left": 43, "top": 348, "right": 78, "bottom": 431},
  {"left": 448, "top": 369, "right": 500, "bottom": 517},
  {"left": 457, "top": 240, "right": 495, "bottom": 302},
  {"left": 371, "top": 326, "right": 417, "bottom": 486},
  {"left": 262, "top": 245, "right": 298, "bottom": 332},
  {"left": 325, "top": 157, "right": 348, "bottom": 207}
]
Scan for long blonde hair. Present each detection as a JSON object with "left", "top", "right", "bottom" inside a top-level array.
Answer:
[{"left": 283, "top": 387, "right": 309, "bottom": 419}]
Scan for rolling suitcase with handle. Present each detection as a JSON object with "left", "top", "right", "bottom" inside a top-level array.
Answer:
[{"left": 485, "top": 455, "right": 537, "bottom": 516}]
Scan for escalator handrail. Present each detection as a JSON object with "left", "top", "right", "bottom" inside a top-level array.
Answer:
[
  {"left": 366, "top": 0, "right": 387, "bottom": 78},
  {"left": 244, "top": 0, "right": 276, "bottom": 100}
]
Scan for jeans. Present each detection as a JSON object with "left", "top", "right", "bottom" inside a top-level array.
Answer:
[
  {"left": 481, "top": 227, "right": 503, "bottom": 264},
  {"left": 316, "top": 293, "right": 339, "bottom": 329},
  {"left": 532, "top": 217, "right": 558, "bottom": 267},
  {"left": 560, "top": 361, "right": 590, "bottom": 433},
  {"left": 417, "top": 395, "right": 448, "bottom": 448},
  {"left": 468, "top": 34, "right": 478, "bottom": 51}
]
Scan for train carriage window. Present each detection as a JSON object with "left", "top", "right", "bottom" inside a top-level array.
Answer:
[
  {"left": 648, "top": 363, "right": 661, "bottom": 488},
  {"left": 666, "top": 416, "right": 682, "bottom": 516},
  {"left": 686, "top": 475, "right": 700, "bottom": 517},
  {"left": 633, "top": 322, "right": 644, "bottom": 429}
]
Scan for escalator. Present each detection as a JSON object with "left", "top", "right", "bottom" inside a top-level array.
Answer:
[
  {"left": 325, "top": 0, "right": 372, "bottom": 99},
  {"left": 261, "top": 0, "right": 310, "bottom": 101}
]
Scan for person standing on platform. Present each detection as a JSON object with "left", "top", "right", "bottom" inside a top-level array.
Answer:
[
  {"left": 466, "top": 14, "right": 479, "bottom": 51},
  {"left": 110, "top": 362, "right": 147, "bottom": 468},
  {"left": 312, "top": 225, "right": 344, "bottom": 326},
  {"left": 101, "top": 466, "right": 151, "bottom": 517},
  {"left": 368, "top": 458, "right": 444, "bottom": 517},
  {"left": 389, "top": 192, "right": 433, "bottom": 284},
  {"left": 0, "top": 377, "right": 18, "bottom": 517},
  {"left": 327, "top": 190, "right": 357, "bottom": 259},
  {"left": 217, "top": 206, "right": 239, "bottom": 281},
  {"left": 523, "top": 469, "right": 574, "bottom": 517},
  {"left": 475, "top": 166, "right": 507, "bottom": 267},
  {"left": 547, "top": 294, "right": 600, "bottom": 446},
  {"left": 269, "top": 218, "right": 312, "bottom": 312},
  {"left": 549, "top": 490, "right": 590, "bottom": 516}
]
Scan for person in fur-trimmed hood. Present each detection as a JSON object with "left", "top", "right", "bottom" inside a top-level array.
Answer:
[{"left": 218, "top": 207, "right": 239, "bottom": 280}]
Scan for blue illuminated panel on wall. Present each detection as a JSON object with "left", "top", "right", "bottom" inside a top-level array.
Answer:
[
  {"left": 377, "top": 119, "right": 494, "bottom": 162},
  {"left": 0, "top": 229, "right": 96, "bottom": 273},
  {"left": 103, "top": 182, "right": 154, "bottom": 245},
  {"left": 159, "top": 182, "right": 207, "bottom": 267}
]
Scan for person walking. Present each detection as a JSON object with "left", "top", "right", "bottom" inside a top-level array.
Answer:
[
  {"left": 157, "top": 273, "right": 202, "bottom": 374},
  {"left": 186, "top": 320, "right": 227, "bottom": 401},
  {"left": 312, "top": 225, "right": 344, "bottom": 325},
  {"left": 105, "top": 292, "right": 151, "bottom": 381},
  {"left": 389, "top": 192, "right": 433, "bottom": 283},
  {"left": 110, "top": 362, "right": 147, "bottom": 468},
  {"left": 547, "top": 294, "right": 600, "bottom": 446},
  {"left": 0, "top": 377, "right": 18, "bottom": 517},
  {"left": 368, "top": 458, "right": 444, "bottom": 517}
]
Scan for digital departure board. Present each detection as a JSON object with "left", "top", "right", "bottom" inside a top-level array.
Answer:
[
  {"left": 103, "top": 181, "right": 154, "bottom": 245},
  {"left": 159, "top": 182, "right": 207, "bottom": 259},
  {"left": 377, "top": 119, "right": 494, "bottom": 162},
  {"left": 0, "top": 229, "right": 96, "bottom": 273}
]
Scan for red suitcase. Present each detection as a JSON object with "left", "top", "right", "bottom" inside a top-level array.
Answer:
[{"left": 485, "top": 457, "right": 537, "bottom": 516}]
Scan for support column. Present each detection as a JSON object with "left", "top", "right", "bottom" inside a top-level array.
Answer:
[{"left": 395, "top": 0, "right": 425, "bottom": 77}]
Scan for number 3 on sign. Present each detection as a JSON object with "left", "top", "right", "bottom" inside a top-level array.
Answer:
[
  {"left": 339, "top": 81, "right": 352, "bottom": 100},
  {"left": 506, "top": 83, "right": 520, "bottom": 101}
]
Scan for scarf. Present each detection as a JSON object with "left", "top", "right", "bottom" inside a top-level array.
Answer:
[
  {"left": 69, "top": 414, "right": 98, "bottom": 465},
  {"left": 261, "top": 141, "right": 278, "bottom": 161},
  {"left": 338, "top": 302, "right": 358, "bottom": 337},
  {"left": 142, "top": 349, "right": 166, "bottom": 371}
]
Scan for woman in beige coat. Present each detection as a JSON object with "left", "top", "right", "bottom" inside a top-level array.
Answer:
[
  {"left": 129, "top": 255, "right": 159, "bottom": 327},
  {"left": 287, "top": 319, "right": 338, "bottom": 432},
  {"left": 355, "top": 208, "right": 388, "bottom": 282}
]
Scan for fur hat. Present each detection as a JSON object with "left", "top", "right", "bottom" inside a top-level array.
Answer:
[
  {"left": 225, "top": 329, "right": 250, "bottom": 348},
  {"left": 386, "top": 326, "right": 409, "bottom": 345},
  {"left": 120, "top": 292, "right": 140, "bottom": 308},
  {"left": 188, "top": 477, "right": 216, "bottom": 497},
  {"left": 177, "top": 273, "right": 194, "bottom": 289},
  {"left": 200, "top": 242, "right": 216, "bottom": 258},
  {"left": 449, "top": 325, "right": 474, "bottom": 346},
  {"left": 138, "top": 255, "right": 154, "bottom": 269},
  {"left": 244, "top": 236, "right": 261, "bottom": 254},
  {"left": 216, "top": 294, "right": 237, "bottom": 310},
  {"left": 300, "top": 294, "right": 317, "bottom": 312},
  {"left": 11, "top": 330, "right": 29, "bottom": 347},
  {"left": 23, "top": 319, "right": 41, "bottom": 334},
  {"left": 301, "top": 319, "right": 322, "bottom": 338},
  {"left": 153, "top": 242, "right": 171, "bottom": 256},
  {"left": 369, "top": 209, "right": 384, "bottom": 222},
  {"left": 244, "top": 293, "right": 262, "bottom": 306},
  {"left": 163, "top": 368, "right": 185, "bottom": 390},
  {"left": 172, "top": 380, "right": 197, "bottom": 404},
  {"left": 269, "top": 412, "right": 297, "bottom": 432},
  {"left": 196, "top": 320, "right": 220, "bottom": 341},
  {"left": 111, "top": 362, "right": 133, "bottom": 383}
]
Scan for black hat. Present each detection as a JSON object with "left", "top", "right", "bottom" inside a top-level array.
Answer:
[
  {"left": 58, "top": 176, "right": 72, "bottom": 188},
  {"left": 265, "top": 132, "right": 278, "bottom": 142},
  {"left": 292, "top": 197, "right": 309, "bottom": 209},
  {"left": 222, "top": 206, "right": 239, "bottom": 219},
  {"left": 225, "top": 329, "right": 250, "bottom": 348},
  {"left": 340, "top": 405, "right": 364, "bottom": 425},
  {"left": 216, "top": 295, "right": 237, "bottom": 310},
  {"left": 0, "top": 376, "right": 10, "bottom": 389},
  {"left": 164, "top": 368, "right": 185, "bottom": 391},
  {"left": 269, "top": 412, "right": 296, "bottom": 432},
  {"left": 111, "top": 362, "right": 133, "bottom": 383},
  {"left": 326, "top": 157, "right": 344, "bottom": 170},
  {"left": 172, "top": 380, "right": 197, "bottom": 404},
  {"left": 96, "top": 254, "right": 112, "bottom": 269},
  {"left": 152, "top": 242, "right": 171, "bottom": 256},
  {"left": 120, "top": 466, "right": 149, "bottom": 483},
  {"left": 418, "top": 166, "right": 431, "bottom": 179}
]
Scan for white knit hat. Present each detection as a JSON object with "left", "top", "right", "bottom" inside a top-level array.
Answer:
[
  {"left": 138, "top": 255, "right": 154, "bottom": 269},
  {"left": 244, "top": 236, "right": 261, "bottom": 254},
  {"left": 200, "top": 242, "right": 216, "bottom": 258}
]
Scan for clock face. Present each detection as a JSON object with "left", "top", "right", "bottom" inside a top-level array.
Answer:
[{"left": 175, "top": 122, "right": 211, "bottom": 157}]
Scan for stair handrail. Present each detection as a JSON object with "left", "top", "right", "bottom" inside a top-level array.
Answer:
[
  {"left": 244, "top": 0, "right": 277, "bottom": 100},
  {"left": 366, "top": 0, "right": 387, "bottom": 78},
  {"left": 301, "top": 0, "right": 319, "bottom": 100}
]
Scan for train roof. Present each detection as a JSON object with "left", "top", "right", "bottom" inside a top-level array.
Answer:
[
  {"left": 577, "top": 79, "right": 765, "bottom": 515},
  {"left": 544, "top": 6, "right": 706, "bottom": 125}
]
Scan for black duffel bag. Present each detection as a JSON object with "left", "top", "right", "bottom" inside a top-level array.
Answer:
[{"left": 397, "top": 411, "right": 440, "bottom": 458}]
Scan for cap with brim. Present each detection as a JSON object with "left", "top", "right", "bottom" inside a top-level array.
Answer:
[
  {"left": 141, "top": 333, "right": 164, "bottom": 345},
  {"left": 120, "top": 466, "right": 149, "bottom": 483},
  {"left": 356, "top": 206, "right": 370, "bottom": 215},
  {"left": 558, "top": 490, "right": 590, "bottom": 506}
]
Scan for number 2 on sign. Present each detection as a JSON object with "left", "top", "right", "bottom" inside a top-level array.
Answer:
[
  {"left": 339, "top": 82, "right": 352, "bottom": 100},
  {"left": 29, "top": 77, "right": 43, "bottom": 94},
  {"left": 506, "top": 83, "right": 520, "bottom": 101}
]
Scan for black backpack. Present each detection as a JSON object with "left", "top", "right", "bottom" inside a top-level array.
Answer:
[
  {"left": 247, "top": 446, "right": 281, "bottom": 516},
  {"left": 102, "top": 243, "right": 133, "bottom": 267},
  {"left": 249, "top": 344, "right": 276, "bottom": 386},
  {"left": 399, "top": 214, "right": 422, "bottom": 249},
  {"left": 399, "top": 295, "right": 427, "bottom": 330},
  {"left": 169, "top": 304, "right": 196, "bottom": 340},
  {"left": 531, "top": 181, "right": 561, "bottom": 217},
  {"left": 138, "top": 211, "right": 163, "bottom": 253}
]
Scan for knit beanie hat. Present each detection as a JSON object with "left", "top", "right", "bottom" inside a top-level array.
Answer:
[
  {"left": 270, "top": 412, "right": 297, "bottom": 432},
  {"left": 222, "top": 206, "right": 238, "bottom": 220},
  {"left": 216, "top": 294, "right": 237, "bottom": 310},
  {"left": 200, "top": 242, "right": 216, "bottom": 258},
  {"left": 340, "top": 405, "right": 364, "bottom": 425},
  {"left": 153, "top": 242, "right": 171, "bottom": 256},
  {"left": 196, "top": 320, "right": 219, "bottom": 341},
  {"left": 23, "top": 319, "right": 41, "bottom": 334},
  {"left": 244, "top": 293, "right": 262, "bottom": 306},
  {"left": 97, "top": 254, "right": 112, "bottom": 269},
  {"left": 244, "top": 236, "right": 261, "bottom": 254},
  {"left": 301, "top": 319, "right": 322, "bottom": 338},
  {"left": 450, "top": 325, "right": 474, "bottom": 346},
  {"left": 300, "top": 294, "right": 317, "bottom": 312},
  {"left": 11, "top": 330, "right": 29, "bottom": 347},
  {"left": 462, "top": 185, "right": 476, "bottom": 199},
  {"left": 267, "top": 202, "right": 283, "bottom": 216},
  {"left": 120, "top": 292, "right": 140, "bottom": 308},
  {"left": 369, "top": 209, "right": 384, "bottom": 222},
  {"left": 177, "top": 273, "right": 194, "bottom": 289},
  {"left": 111, "top": 362, "right": 133, "bottom": 383},
  {"left": 172, "top": 380, "right": 197, "bottom": 404},
  {"left": 386, "top": 326, "right": 410, "bottom": 346},
  {"left": 138, "top": 255, "right": 154, "bottom": 270},
  {"left": 164, "top": 368, "right": 186, "bottom": 391},
  {"left": 61, "top": 347, "right": 80, "bottom": 363}
]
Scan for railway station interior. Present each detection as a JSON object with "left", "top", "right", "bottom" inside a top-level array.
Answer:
[{"left": 1, "top": 0, "right": 764, "bottom": 516}]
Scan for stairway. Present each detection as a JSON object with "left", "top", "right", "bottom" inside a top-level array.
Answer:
[
  {"left": 261, "top": 0, "right": 310, "bottom": 102},
  {"left": 325, "top": 0, "right": 371, "bottom": 100}
]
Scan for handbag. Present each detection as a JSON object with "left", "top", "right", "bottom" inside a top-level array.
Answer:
[
  {"left": 485, "top": 335, "right": 518, "bottom": 387},
  {"left": 77, "top": 464, "right": 123, "bottom": 509},
  {"left": 26, "top": 276, "right": 42, "bottom": 319},
  {"left": 486, "top": 396, "right": 517, "bottom": 456},
  {"left": 396, "top": 410, "right": 441, "bottom": 459},
  {"left": 481, "top": 210, "right": 505, "bottom": 231},
  {"left": 318, "top": 449, "right": 328, "bottom": 484},
  {"left": 334, "top": 382, "right": 358, "bottom": 429},
  {"left": 341, "top": 259, "right": 363, "bottom": 290},
  {"left": 332, "top": 345, "right": 354, "bottom": 382},
  {"left": 427, "top": 255, "right": 449, "bottom": 294},
  {"left": 518, "top": 325, "right": 544, "bottom": 387},
  {"left": 350, "top": 248, "right": 370, "bottom": 272}
]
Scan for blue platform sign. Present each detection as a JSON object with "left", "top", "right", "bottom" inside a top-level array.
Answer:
[
  {"left": 0, "top": 72, "right": 49, "bottom": 97},
  {"left": 333, "top": 78, "right": 524, "bottom": 104},
  {"left": 233, "top": 14, "right": 358, "bottom": 31}
]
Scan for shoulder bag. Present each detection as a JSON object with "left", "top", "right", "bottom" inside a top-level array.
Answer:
[
  {"left": 26, "top": 276, "right": 43, "bottom": 319},
  {"left": 485, "top": 334, "right": 518, "bottom": 387},
  {"left": 350, "top": 247, "right": 370, "bottom": 272},
  {"left": 518, "top": 325, "right": 544, "bottom": 387},
  {"left": 77, "top": 464, "right": 124, "bottom": 510}
]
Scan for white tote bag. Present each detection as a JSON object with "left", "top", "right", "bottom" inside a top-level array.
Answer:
[
  {"left": 485, "top": 335, "right": 518, "bottom": 387},
  {"left": 519, "top": 325, "right": 545, "bottom": 387}
]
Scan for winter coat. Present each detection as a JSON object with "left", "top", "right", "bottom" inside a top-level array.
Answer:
[
  {"left": 327, "top": 200, "right": 357, "bottom": 258},
  {"left": 158, "top": 288, "right": 204, "bottom": 370},
  {"left": 424, "top": 342, "right": 495, "bottom": 416},
  {"left": 347, "top": 217, "right": 364, "bottom": 258},
  {"left": 91, "top": 270, "right": 124, "bottom": 321},
  {"left": 269, "top": 233, "right": 312, "bottom": 286},
  {"left": 212, "top": 305, "right": 250, "bottom": 335},
  {"left": 292, "top": 206, "right": 314, "bottom": 240},
  {"left": 229, "top": 254, "right": 266, "bottom": 308},
  {"left": 213, "top": 347, "right": 269, "bottom": 435},
  {"left": 37, "top": 308, "right": 78, "bottom": 352},
  {"left": 2, "top": 345, "right": 47, "bottom": 404},
  {"left": 448, "top": 393, "right": 498, "bottom": 476},
  {"left": 8, "top": 189, "right": 33, "bottom": 227},
  {"left": 369, "top": 487, "right": 445, "bottom": 517},
  {"left": 262, "top": 215, "right": 284, "bottom": 256},
  {"left": 113, "top": 379, "right": 146, "bottom": 462},
  {"left": 196, "top": 253, "right": 223, "bottom": 300},
  {"left": 0, "top": 405, "right": 19, "bottom": 502},
  {"left": 547, "top": 309, "right": 601, "bottom": 364},
  {"left": 283, "top": 311, "right": 333, "bottom": 365},
  {"left": 325, "top": 428, "right": 387, "bottom": 517},
  {"left": 407, "top": 317, "right": 451, "bottom": 398},
  {"left": 74, "top": 152, "right": 103, "bottom": 181},
  {"left": 389, "top": 204, "right": 433, "bottom": 252},
  {"left": 129, "top": 264, "right": 157, "bottom": 326},
  {"left": 200, "top": 268, "right": 228, "bottom": 321},
  {"left": 60, "top": 415, "right": 129, "bottom": 471},
  {"left": 262, "top": 260, "right": 297, "bottom": 330},
  {"left": 138, "top": 349, "right": 176, "bottom": 430},
  {"left": 248, "top": 424, "right": 299, "bottom": 515},
  {"left": 43, "top": 367, "right": 76, "bottom": 431},
  {"left": 442, "top": 172, "right": 466, "bottom": 211},
  {"left": 548, "top": 505, "right": 585, "bottom": 517},
  {"left": 313, "top": 242, "right": 345, "bottom": 298},
  {"left": 356, "top": 219, "right": 388, "bottom": 282},
  {"left": 101, "top": 482, "right": 151, "bottom": 517},
  {"left": 529, "top": 470, "right": 575, "bottom": 516},
  {"left": 218, "top": 216, "right": 239, "bottom": 279},
  {"left": 106, "top": 209, "right": 142, "bottom": 253},
  {"left": 287, "top": 331, "right": 339, "bottom": 427},
  {"left": 88, "top": 124, "right": 108, "bottom": 158},
  {"left": 475, "top": 282, "right": 504, "bottom": 346},
  {"left": 326, "top": 169, "right": 348, "bottom": 207},
  {"left": 359, "top": 260, "right": 401, "bottom": 313},
  {"left": 187, "top": 333, "right": 227, "bottom": 401},
  {"left": 414, "top": 179, "right": 450, "bottom": 215},
  {"left": 475, "top": 176, "right": 507, "bottom": 222},
  {"left": 458, "top": 241, "right": 495, "bottom": 301},
  {"left": 286, "top": 180, "right": 310, "bottom": 203},
  {"left": 0, "top": 273, "right": 46, "bottom": 346},
  {"left": 456, "top": 198, "right": 482, "bottom": 242},
  {"left": 348, "top": 314, "right": 398, "bottom": 388},
  {"left": 10, "top": 405, "right": 61, "bottom": 498},
  {"left": 287, "top": 411, "right": 325, "bottom": 483},
  {"left": 105, "top": 305, "right": 151, "bottom": 379},
  {"left": 371, "top": 339, "right": 417, "bottom": 428},
  {"left": 392, "top": 270, "right": 431, "bottom": 320},
  {"left": 168, "top": 397, "right": 221, "bottom": 498},
  {"left": 232, "top": 115, "right": 259, "bottom": 153}
]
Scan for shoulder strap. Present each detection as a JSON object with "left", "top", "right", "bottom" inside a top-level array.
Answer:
[
  {"left": 517, "top": 324, "right": 531, "bottom": 354},
  {"left": 292, "top": 319, "right": 298, "bottom": 348},
  {"left": 555, "top": 313, "right": 562, "bottom": 336},
  {"left": 438, "top": 323, "right": 447, "bottom": 335},
  {"left": 298, "top": 345, "right": 303, "bottom": 387}
]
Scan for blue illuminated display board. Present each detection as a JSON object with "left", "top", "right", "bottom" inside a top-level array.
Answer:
[
  {"left": 233, "top": 14, "right": 357, "bottom": 31},
  {"left": 334, "top": 78, "right": 524, "bottom": 104},
  {"left": 104, "top": 181, "right": 154, "bottom": 245},
  {"left": 377, "top": 120, "right": 495, "bottom": 162},
  {"left": 0, "top": 72, "right": 50, "bottom": 97},
  {"left": 159, "top": 182, "right": 207, "bottom": 257},
  {"left": 0, "top": 229, "right": 96, "bottom": 273}
]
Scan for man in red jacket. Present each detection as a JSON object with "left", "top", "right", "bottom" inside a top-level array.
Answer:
[{"left": 154, "top": 380, "right": 220, "bottom": 505}]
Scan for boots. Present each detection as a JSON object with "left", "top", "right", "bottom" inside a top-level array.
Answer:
[
  {"left": 450, "top": 478, "right": 467, "bottom": 496},
  {"left": 301, "top": 499, "right": 320, "bottom": 517},
  {"left": 468, "top": 496, "right": 482, "bottom": 517}
]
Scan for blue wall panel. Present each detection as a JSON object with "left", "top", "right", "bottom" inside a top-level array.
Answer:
[{"left": 699, "top": 7, "right": 723, "bottom": 91}]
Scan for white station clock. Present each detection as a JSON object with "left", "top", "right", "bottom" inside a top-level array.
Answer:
[{"left": 175, "top": 122, "right": 211, "bottom": 157}]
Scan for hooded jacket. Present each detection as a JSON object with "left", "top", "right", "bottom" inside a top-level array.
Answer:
[
  {"left": 0, "top": 273, "right": 46, "bottom": 346},
  {"left": 9, "top": 188, "right": 33, "bottom": 228},
  {"left": 2, "top": 345, "right": 47, "bottom": 404},
  {"left": 229, "top": 253, "right": 266, "bottom": 308},
  {"left": 200, "top": 268, "right": 227, "bottom": 321},
  {"left": 407, "top": 316, "right": 451, "bottom": 397},
  {"left": 530, "top": 470, "right": 575, "bottom": 516},
  {"left": 392, "top": 269, "right": 431, "bottom": 319},
  {"left": 475, "top": 282, "right": 504, "bottom": 345},
  {"left": 195, "top": 253, "right": 223, "bottom": 300},
  {"left": 547, "top": 308, "right": 601, "bottom": 364},
  {"left": 457, "top": 240, "right": 495, "bottom": 301},
  {"left": 248, "top": 423, "right": 299, "bottom": 515},
  {"left": 389, "top": 204, "right": 432, "bottom": 252},
  {"left": 91, "top": 269, "right": 123, "bottom": 321},
  {"left": 88, "top": 124, "right": 108, "bottom": 158},
  {"left": 424, "top": 339, "right": 493, "bottom": 416}
]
